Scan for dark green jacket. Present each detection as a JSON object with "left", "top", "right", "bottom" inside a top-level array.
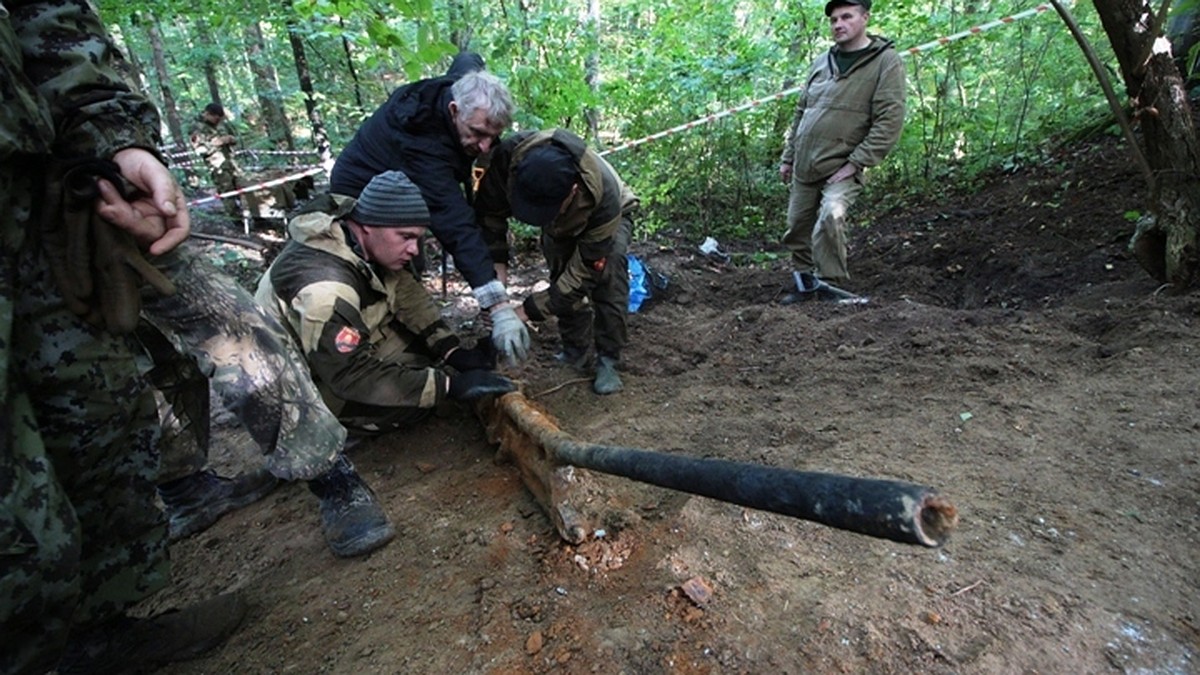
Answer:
[{"left": 781, "top": 35, "right": 907, "bottom": 183}]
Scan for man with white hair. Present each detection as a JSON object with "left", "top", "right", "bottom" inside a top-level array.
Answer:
[{"left": 331, "top": 58, "right": 530, "bottom": 367}]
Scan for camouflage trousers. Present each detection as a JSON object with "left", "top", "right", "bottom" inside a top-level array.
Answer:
[
  {"left": 0, "top": 167, "right": 169, "bottom": 674},
  {"left": 141, "top": 245, "right": 343, "bottom": 483},
  {"left": 207, "top": 156, "right": 244, "bottom": 220}
]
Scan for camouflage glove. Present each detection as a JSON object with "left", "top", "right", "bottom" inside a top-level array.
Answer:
[{"left": 41, "top": 158, "right": 177, "bottom": 334}]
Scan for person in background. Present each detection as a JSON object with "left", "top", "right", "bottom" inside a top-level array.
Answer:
[
  {"left": 475, "top": 129, "right": 638, "bottom": 395},
  {"left": 1, "top": 0, "right": 244, "bottom": 670},
  {"left": 778, "top": 0, "right": 906, "bottom": 302},
  {"left": 329, "top": 59, "right": 530, "bottom": 367},
  {"left": 189, "top": 101, "right": 246, "bottom": 221},
  {"left": 256, "top": 171, "right": 516, "bottom": 556}
]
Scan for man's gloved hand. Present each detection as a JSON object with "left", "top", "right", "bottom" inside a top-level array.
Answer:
[
  {"left": 473, "top": 280, "right": 530, "bottom": 367},
  {"left": 490, "top": 303, "right": 530, "bottom": 366},
  {"left": 444, "top": 341, "right": 496, "bottom": 372},
  {"left": 447, "top": 370, "right": 517, "bottom": 400}
]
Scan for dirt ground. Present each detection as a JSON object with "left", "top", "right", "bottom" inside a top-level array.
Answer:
[{"left": 147, "top": 133, "right": 1198, "bottom": 674}]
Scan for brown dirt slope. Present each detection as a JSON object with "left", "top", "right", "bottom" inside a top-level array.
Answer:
[{"left": 153, "top": 134, "right": 1198, "bottom": 674}]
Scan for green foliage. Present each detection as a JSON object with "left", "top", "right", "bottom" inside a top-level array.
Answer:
[{"left": 106, "top": 0, "right": 1125, "bottom": 248}]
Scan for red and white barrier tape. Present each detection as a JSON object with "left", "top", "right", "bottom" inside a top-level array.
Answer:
[
  {"left": 599, "top": 3, "right": 1055, "bottom": 157},
  {"left": 187, "top": 166, "right": 326, "bottom": 207}
]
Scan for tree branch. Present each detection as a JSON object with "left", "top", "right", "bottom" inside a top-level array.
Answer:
[{"left": 1049, "top": 0, "right": 1156, "bottom": 194}]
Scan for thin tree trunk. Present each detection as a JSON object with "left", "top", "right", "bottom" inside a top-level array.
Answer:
[
  {"left": 245, "top": 20, "right": 296, "bottom": 150},
  {"left": 146, "top": 17, "right": 186, "bottom": 148},
  {"left": 285, "top": 5, "right": 333, "bottom": 173},
  {"left": 583, "top": 0, "right": 601, "bottom": 146},
  {"left": 1092, "top": 0, "right": 1200, "bottom": 287},
  {"left": 338, "top": 17, "right": 366, "bottom": 113},
  {"left": 193, "top": 21, "right": 224, "bottom": 106}
]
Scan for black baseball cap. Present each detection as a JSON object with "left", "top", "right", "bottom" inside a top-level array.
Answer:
[
  {"left": 509, "top": 144, "right": 578, "bottom": 228},
  {"left": 825, "top": 0, "right": 870, "bottom": 15}
]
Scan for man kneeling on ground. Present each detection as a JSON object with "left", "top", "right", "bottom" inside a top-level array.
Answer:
[{"left": 256, "top": 170, "right": 515, "bottom": 557}]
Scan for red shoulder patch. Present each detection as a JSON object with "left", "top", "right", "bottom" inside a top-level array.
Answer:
[
  {"left": 334, "top": 326, "right": 361, "bottom": 353},
  {"left": 592, "top": 257, "right": 607, "bottom": 272}
]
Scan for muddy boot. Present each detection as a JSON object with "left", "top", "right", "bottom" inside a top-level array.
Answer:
[
  {"left": 307, "top": 455, "right": 395, "bottom": 558},
  {"left": 593, "top": 355, "right": 624, "bottom": 395},
  {"left": 57, "top": 592, "right": 247, "bottom": 675},
  {"left": 158, "top": 468, "right": 279, "bottom": 540}
]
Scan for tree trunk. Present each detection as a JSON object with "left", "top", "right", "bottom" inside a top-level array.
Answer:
[
  {"left": 584, "top": 0, "right": 602, "bottom": 146},
  {"left": 285, "top": 5, "right": 333, "bottom": 174},
  {"left": 245, "top": 20, "right": 296, "bottom": 150},
  {"left": 193, "top": 21, "right": 224, "bottom": 107},
  {"left": 338, "top": 17, "right": 366, "bottom": 114},
  {"left": 1093, "top": 0, "right": 1200, "bottom": 287},
  {"left": 146, "top": 17, "right": 186, "bottom": 149}
]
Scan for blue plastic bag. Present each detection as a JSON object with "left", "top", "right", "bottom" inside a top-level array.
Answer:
[{"left": 627, "top": 253, "right": 650, "bottom": 313}]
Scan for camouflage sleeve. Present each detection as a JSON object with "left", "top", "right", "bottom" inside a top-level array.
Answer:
[
  {"left": 388, "top": 270, "right": 460, "bottom": 359},
  {"left": 11, "top": 0, "right": 163, "bottom": 159}
]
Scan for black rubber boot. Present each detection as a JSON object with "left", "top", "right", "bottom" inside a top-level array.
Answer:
[
  {"left": 307, "top": 455, "right": 395, "bottom": 558},
  {"left": 158, "top": 468, "right": 279, "bottom": 540},
  {"left": 593, "top": 355, "right": 624, "bottom": 395},
  {"left": 780, "top": 271, "right": 865, "bottom": 304},
  {"left": 57, "top": 592, "right": 247, "bottom": 675}
]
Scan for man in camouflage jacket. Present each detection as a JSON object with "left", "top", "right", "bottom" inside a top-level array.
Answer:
[
  {"left": 1, "top": 0, "right": 243, "bottom": 671},
  {"left": 256, "top": 171, "right": 514, "bottom": 557},
  {"left": 475, "top": 129, "right": 638, "bottom": 394}
]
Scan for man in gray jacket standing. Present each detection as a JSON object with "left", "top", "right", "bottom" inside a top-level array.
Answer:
[{"left": 778, "top": 0, "right": 906, "bottom": 302}]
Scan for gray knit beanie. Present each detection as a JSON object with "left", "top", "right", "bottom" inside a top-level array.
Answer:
[{"left": 349, "top": 170, "right": 430, "bottom": 227}]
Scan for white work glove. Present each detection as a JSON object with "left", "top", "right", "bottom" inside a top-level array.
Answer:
[{"left": 473, "top": 280, "right": 530, "bottom": 367}]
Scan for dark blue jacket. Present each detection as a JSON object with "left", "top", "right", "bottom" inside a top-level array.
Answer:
[{"left": 330, "top": 72, "right": 494, "bottom": 288}]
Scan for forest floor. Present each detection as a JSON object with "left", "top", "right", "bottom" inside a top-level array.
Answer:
[{"left": 146, "top": 132, "right": 1198, "bottom": 674}]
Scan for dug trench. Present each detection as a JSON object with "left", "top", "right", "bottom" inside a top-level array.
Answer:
[{"left": 149, "top": 133, "right": 1198, "bottom": 673}]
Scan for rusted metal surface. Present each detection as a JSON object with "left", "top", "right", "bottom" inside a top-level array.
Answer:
[{"left": 479, "top": 391, "right": 958, "bottom": 547}]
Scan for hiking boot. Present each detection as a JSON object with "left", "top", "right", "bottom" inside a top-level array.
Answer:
[
  {"left": 158, "top": 468, "right": 279, "bottom": 540},
  {"left": 307, "top": 455, "right": 395, "bottom": 558},
  {"left": 57, "top": 592, "right": 247, "bottom": 675},
  {"left": 593, "top": 355, "right": 624, "bottom": 395},
  {"left": 554, "top": 346, "right": 591, "bottom": 371}
]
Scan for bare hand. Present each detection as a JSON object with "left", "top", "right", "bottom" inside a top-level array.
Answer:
[
  {"left": 826, "top": 162, "right": 858, "bottom": 184},
  {"left": 106, "top": 148, "right": 190, "bottom": 255},
  {"left": 779, "top": 162, "right": 793, "bottom": 183}
]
